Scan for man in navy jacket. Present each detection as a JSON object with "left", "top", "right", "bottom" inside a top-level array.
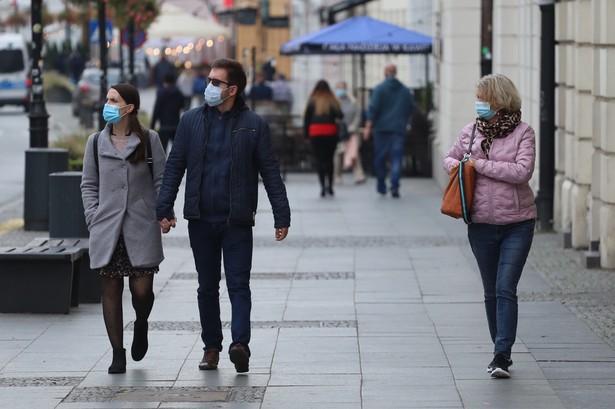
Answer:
[
  {"left": 363, "top": 64, "right": 415, "bottom": 198},
  {"left": 157, "top": 58, "right": 290, "bottom": 373}
]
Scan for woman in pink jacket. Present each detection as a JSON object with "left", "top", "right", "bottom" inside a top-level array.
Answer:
[{"left": 444, "top": 74, "right": 537, "bottom": 379}]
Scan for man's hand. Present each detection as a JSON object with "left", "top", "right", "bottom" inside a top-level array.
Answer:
[
  {"left": 275, "top": 227, "right": 289, "bottom": 241},
  {"left": 159, "top": 217, "right": 177, "bottom": 234}
]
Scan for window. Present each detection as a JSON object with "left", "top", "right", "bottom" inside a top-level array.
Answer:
[{"left": 0, "top": 50, "right": 25, "bottom": 73}]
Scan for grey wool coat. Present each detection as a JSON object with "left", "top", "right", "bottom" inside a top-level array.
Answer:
[{"left": 80, "top": 125, "right": 167, "bottom": 269}]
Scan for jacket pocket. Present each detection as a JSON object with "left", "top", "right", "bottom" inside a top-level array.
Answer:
[
  {"left": 231, "top": 128, "right": 257, "bottom": 154},
  {"left": 87, "top": 207, "right": 101, "bottom": 227}
]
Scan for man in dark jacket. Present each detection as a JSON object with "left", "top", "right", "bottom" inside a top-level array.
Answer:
[
  {"left": 247, "top": 71, "right": 273, "bottom": 101},
  {"left": 156, "top": 58, "right": 290, "bottom": 374},
  {"left": 363, "top": 64, "right": 415, "bottom": 198},
  {"left": 150, "top": 73, "right": 185, "bottom": 152}
]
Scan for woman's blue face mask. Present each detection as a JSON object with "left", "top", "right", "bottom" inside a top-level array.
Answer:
[
  {"left": 102, "top": 104, "right": 128, "bottom": 124},
  {"left": 476, "top": 101, "right": 497, "bottom": 120}
]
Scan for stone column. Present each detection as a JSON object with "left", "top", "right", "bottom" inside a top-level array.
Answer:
[{"left": 593, "top": 0, "right": 615, "bottom": 267}]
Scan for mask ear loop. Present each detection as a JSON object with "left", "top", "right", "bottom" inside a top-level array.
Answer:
[
  {"left": 122, "top": 104, "right": 137, "bottom": 118},
  {"left": 222, "top": 85, "right": 236, "bottom": 103}
]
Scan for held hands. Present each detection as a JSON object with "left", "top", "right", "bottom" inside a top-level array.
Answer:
[
  {"left": 159, "top": 217, "right": 177, "bottom": 234},
  {"left": 362, "top": 128, "right": 370, "bottom": 141},
  {"left": 275, "top": 227, "right": 289, "bottom": 241}
]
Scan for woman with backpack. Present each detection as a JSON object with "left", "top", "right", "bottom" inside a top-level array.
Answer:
[{"left": 80, "top": 83, "right": 167, "bottom": 374}]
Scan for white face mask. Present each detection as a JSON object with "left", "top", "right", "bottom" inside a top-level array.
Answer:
[
  {"left": 204, "top": 83, "right": 223, "bottom": 106},
  {"left": 204, "top": 83, "right": 232, "bottom": 107}
]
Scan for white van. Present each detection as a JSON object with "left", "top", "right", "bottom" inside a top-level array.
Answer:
[{"left": 0, "top": 33, "right": 30, "bottom": 112}]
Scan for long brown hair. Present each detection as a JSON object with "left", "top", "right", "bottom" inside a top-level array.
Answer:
[
  {"left": 306, "top": 79, "right": 341, "bottom": 116},
  {"left": 111, "top": 83, "right": 147, "bottom": 163}
]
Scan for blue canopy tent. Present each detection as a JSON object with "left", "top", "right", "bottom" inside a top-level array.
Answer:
[
  {"left": 280, "top": 15, "right": 432, "bottom": 55},
  {"left": 280, "top": 16, "right": 432, "bottom": 109}
]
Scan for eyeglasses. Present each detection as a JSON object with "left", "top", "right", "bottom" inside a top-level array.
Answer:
[{"left": 207, "top": 77, "right": 231, "bottom": 87}]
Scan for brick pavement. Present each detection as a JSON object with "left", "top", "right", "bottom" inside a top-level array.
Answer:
[{"left": 0, "top": 174, "right": 615, "bottom": 408}]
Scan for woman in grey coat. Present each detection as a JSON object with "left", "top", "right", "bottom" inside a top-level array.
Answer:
[{"left": 81, "top": 83, "right": 167, "bottom": 374}]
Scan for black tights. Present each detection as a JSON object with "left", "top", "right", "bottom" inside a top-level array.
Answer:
[
  {"left": 311, "top": 137, "right": 338, "bottom": 191},
  {"left": 101, "top": 275, "right": 155, "bottom": 349}
]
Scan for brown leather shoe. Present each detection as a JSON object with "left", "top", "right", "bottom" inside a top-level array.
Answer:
[
  {"left": 198, "top": 348, "right": 220, "bottom": 370},
  {"left": 229, "top": 343, "right": 249, "bottom": 373}
]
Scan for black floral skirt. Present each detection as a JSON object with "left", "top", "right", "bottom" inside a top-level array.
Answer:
[{"left": 98, "top": 235, "right": 159, "bottom": 278}]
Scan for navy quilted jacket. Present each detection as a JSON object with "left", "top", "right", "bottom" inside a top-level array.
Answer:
[{"left": 156, "top": 97, "right": 291, "bottom": 228}]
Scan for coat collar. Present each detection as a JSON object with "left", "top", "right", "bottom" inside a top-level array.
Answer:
[{"left": 99, "top": 124, "right": 143, "bottom": 161}]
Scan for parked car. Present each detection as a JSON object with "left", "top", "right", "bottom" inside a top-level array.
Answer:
[
  {"left": 0, "top": 33, "right": 30, "bottom": 112},
  {"left": 72, "top": 67, "right": 122, "bottom": 116}
]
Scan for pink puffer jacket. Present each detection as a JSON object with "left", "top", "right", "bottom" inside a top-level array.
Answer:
[{"left": 443, "top": 121, "right": 537, "bottom": 225}]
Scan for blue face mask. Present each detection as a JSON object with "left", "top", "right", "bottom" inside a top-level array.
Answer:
[
  {"left": 476, "top": 101, "right": 497, "bottom": 120},
  {"left": 204, "top": 83, "right": 230, "bottom": 107},
  {"left": 102, "top": 104, "right": 127, "bottom": 124},
  {"left": 335, "top": 88, "right": 346, "bottom": 98}
]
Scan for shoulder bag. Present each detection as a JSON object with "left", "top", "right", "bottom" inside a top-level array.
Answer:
[{"left": 441, "top": 124, "right": 477, "bottom": 224}]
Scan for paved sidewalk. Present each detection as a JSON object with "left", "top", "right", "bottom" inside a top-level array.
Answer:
[{"left": 1, "top": 173, "right": 615, "bottom": 408}]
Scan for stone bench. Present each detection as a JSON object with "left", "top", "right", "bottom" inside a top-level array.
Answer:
[
  {"left": 0, "top": 245, "right": 82, "bottom": 314},
  {"left": 27, "top": 238, "right": 100, "bottom": 304}
]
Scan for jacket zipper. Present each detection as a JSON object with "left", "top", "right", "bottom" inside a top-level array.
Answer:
[
  {"left": 197, "top": 109, "right": 210, "bottom": 217},
  {"left": 226, "top": 115, "right": 238, "bottom": 224}
]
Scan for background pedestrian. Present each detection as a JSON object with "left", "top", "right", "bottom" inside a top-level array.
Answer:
[
  {"left": 363, "top": 64, "right": 415, "bottom": 198},
  {"left": 333, "top": 81, "right": 365, "bottom": 185},
  {"left": 150, "top": 73, "right": 185, "bottom": 153},
  {"left": 303, "top": 79, "right": 343, "bottom": 197}
]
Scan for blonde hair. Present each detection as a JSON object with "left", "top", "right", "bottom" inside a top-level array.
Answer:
[
  {"left": 475, "top": 73, "right": 521, "bottom": 112},
  {"left": 306, "top": 79, "right": 341, "bottom": 116}
]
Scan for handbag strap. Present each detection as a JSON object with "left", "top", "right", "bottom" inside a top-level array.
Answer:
[
  {"left": 463, "top": 124, "right": 477, "bottom": 160},
  {"left": 458, "top": 124, "right": 477, "bottom": 224}
]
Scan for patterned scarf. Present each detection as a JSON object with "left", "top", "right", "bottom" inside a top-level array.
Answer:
[{"left": 477, "top": 110, "right": 522, "bottom": 158}]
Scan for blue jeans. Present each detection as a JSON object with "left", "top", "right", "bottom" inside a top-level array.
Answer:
[
  {"left": 188, "top": 220, "right": 253, "bottom": 354},
  {"left": 372, "top": 131, "right": 405, "bottom": 194},
  {"left": 468, "top": 219, "right": 535, "bottom": 357}
]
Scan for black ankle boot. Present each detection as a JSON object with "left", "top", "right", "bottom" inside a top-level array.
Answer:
[
  {"left": 131, "top": 320, "right": 149, "bottom": 361},
  {"left": 108, "top": 348, "right": 126, "bottom": 374}
]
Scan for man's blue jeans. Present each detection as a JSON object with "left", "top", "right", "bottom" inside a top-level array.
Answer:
[
  {"left": 467, "top": 219, "right": 535, "bottom": 357},
  {"left": 372, "top": 131, "right": 405, "bottom": 194},
  {"left": 188, "top": 220, "right": 253, "bottom": 354}
]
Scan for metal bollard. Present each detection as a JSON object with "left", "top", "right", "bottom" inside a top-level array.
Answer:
[
  {"left": 49, "top": 171, "right": 89, "bottom": 238},
  {"left": 24, "top": 148, "right": 69, "bottom": 231}
]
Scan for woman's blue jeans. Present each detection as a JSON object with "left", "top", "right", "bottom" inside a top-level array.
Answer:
[
  {"left": 188, "top": 220, "right": 253, "bottom": 353},
  {"left": 372, "top": 131, "right": 405, "bottom": 194},
  {"left": 468, "top": 219, "right": 535, "bottom": 357}
]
